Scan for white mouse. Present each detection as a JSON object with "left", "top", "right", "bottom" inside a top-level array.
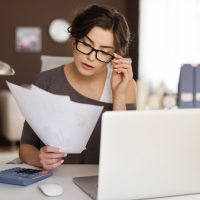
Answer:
[{"left": 39, "top": 183, "right": 63, "bottom": 197}]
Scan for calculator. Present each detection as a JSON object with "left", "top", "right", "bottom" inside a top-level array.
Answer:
[{"left": 0, "top": 167, "right": 52, "bottom": 186}]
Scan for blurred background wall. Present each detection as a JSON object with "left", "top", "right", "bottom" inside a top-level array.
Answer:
[{"left": 0, "top": 0, "right": 139, "bottom": 89}]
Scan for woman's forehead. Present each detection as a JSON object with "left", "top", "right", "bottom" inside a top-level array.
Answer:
[{"left": 86, "top": 26, "right": 115, "bottom": 48}]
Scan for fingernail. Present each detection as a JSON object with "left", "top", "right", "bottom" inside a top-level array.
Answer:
[
  {"left": 61, "top": 160, "right": 64, "bottom": 164},
  {"left": 42, "top": 170, "right": 49, "bottom": 174},
  {"left": 64, "top": 153, "right": 67, "bottom": 157},
  {"left": 59, "top": 148, "right": 64, "bottom": 152}
]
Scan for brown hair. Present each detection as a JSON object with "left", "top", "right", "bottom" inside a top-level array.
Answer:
[{"left": 68, "top": 4, "right": 131, "bottom": 56}]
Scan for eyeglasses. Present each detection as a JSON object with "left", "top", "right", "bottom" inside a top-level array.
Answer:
[{"left": 75, "top": 39, "right": 115, "bottom": 63}]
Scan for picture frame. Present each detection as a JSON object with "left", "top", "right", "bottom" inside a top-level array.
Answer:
[{"left": 15, "top": 27, "right": 42, "bottom": 53}]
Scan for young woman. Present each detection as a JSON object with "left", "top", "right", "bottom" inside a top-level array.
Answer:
[{"left": 19, "top": 4, "right": 137, "bottom": 170}]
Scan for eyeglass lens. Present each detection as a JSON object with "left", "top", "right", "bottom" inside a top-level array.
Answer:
[{"left": 76, "top": 40, "right": 114, "bottom": 63}]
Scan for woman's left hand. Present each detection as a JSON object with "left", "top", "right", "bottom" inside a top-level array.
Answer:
[{"left": 111, "top": 53, "right": 133, "bottom": 98}]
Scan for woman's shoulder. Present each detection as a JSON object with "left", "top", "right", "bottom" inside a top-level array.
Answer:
[
  {"left": 34, "top": 65, "right": 65, "bottom": 89},
  {"left": 36, "top": 65, "right": 64, "bottom": 79}
]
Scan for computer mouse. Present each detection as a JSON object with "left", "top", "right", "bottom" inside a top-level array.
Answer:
[{"left": 39, "top": 183, "right": 63, "bottom": 197}]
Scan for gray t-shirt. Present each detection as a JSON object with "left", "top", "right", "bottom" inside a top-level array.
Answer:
[{"left": 20, "top": 65, "right": 136, "bottom": 164}]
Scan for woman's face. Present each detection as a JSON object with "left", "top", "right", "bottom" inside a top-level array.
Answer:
[{"left": 72, "top": 26, "right": 115, "bottom": 77}]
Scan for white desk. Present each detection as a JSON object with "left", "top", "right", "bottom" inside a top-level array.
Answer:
[
  {"left": 1, "top": 164, "right": 200, "bottom": 200},
  {"left": 0, "top": 164, "right": 98, "bottom": 200}
]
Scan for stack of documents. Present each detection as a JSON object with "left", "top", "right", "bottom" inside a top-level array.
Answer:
[{"left": 7, "top": 82, "right": 103, "bottom": 153}]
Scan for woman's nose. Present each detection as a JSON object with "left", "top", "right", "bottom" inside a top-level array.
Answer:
[{"left": 87, "top": 50, "right": 96, "bottom": 61}]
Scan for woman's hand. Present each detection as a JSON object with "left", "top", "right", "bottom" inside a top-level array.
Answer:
[
  {"left": 39, "top": 146, "right": 66, "bottom": 171},
  {"left": 111, "top": 53, "right": 133, "bottom": 98}
]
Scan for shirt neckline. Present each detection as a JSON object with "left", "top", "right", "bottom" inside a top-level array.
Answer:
[{"left": 60, "top": 65, "right": 112, "bottom": 106}]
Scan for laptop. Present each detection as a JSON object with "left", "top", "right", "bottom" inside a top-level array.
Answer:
[{"left": 73, "top": 109, "right": 200, "bottom": 200}]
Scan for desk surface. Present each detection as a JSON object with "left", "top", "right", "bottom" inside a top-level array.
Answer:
[
  {"left": 1, "top": 164, "right": 200, "bottom": 200},
  {"left": 0, "top": 164, "right": 98, "bottom": 200}
]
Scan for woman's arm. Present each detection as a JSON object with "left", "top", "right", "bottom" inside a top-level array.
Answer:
[
  {"left": 111, "top": 53, "right": 137, "bottom": 110},
  {"left": 19, "top": 144, "right": 41, "bottom": 167},
  {"left": 112, "top": 79, "right": 137, "bottom": 110},
  {"left": 19, "top": 144, "right": 65, "bottom": 171}
]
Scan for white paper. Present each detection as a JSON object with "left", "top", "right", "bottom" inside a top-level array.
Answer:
[{"left": 7, "top": 81, "right": 103, "bottom": 153}]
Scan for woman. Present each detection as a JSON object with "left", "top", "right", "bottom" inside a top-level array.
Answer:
[{"left": 19, "top": 4, "right": 137, "bottom": 170}]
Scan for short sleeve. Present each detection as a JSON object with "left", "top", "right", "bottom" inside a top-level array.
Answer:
[{"left": 20, "top": 121, "right": 41, "bottom": 149}]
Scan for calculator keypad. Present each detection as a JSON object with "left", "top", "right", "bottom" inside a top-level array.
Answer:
[{"left": 0, "top": 167, "right": 52, "bottom": 186}]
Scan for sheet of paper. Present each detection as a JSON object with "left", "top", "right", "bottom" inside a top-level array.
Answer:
[
  {"left": 7, "top": 81, "right": 103, "bottom": 153},
  {"left": 31, "top": 85, "right": 71, "bottom": 101}
]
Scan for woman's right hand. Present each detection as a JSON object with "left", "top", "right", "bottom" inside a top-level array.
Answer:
[{"left": 39, "top": 146, "right": 66, "bottom": 171}]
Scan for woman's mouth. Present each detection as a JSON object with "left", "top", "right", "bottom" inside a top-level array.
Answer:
[{"left": 81, "top": 62, "right": 94, "bottom": 70}]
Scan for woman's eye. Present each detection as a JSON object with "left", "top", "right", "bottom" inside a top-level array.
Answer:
[
  {"left": 101, "top": 51, "right": 112, "bottom": 55},
  {"left": 83, "top": 42, "right": 92, "bottom": 48}
]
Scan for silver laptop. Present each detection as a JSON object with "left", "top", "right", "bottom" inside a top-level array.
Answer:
[{"left": 73, "top": 109, "right": 200, "bottom": 200}]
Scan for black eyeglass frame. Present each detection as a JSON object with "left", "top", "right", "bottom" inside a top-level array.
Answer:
[{"left": 75, "top": 39, "right": 115, "bottom": 63}]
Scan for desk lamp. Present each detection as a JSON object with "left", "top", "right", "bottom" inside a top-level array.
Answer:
[{"left": 0, "top": 61, "right": 15, "bottom": 75}]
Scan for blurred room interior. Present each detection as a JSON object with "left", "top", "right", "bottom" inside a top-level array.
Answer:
[
  {"left": 0, "top": 0, "right": 139, "bottom": 163},
  {"left": 1, "top": 0, "right": 200, "bottom": 163}
]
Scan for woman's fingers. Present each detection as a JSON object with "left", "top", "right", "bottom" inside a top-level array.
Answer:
[
  {"left": 112, "top": 60, "right": 133, "bottom": 79},
  {"left": 43, "top": 160, "right": 64, "bottom": 171},
  {"left": 112, "top": 53, "right": 133, "bottom": 76},
  {"left": 41, "top": 158, "right": 63, "bottom": 165},
  {"left": 113, "top": 63, "right": 133, "bottom": 73},
  {"left": 41, "top": 152, "right": 66, "bottom": 160},
  {"left": 113, "top": 53, "right": 123, "bottom": 59},
  {"left": 46, "top": 153, "right": 66, "bottom": 159},
  {"left": 39, "top": 146, "right": 66, "bottom": 171},
  {"left": 113, "top": 53, "right": 132, "bottom": 64},
  {"left": 115, "top": 68, "right": 131, "bottom": 81},
  {"left": 41, "top": 146, "right": 62, "bottom": 153}
]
